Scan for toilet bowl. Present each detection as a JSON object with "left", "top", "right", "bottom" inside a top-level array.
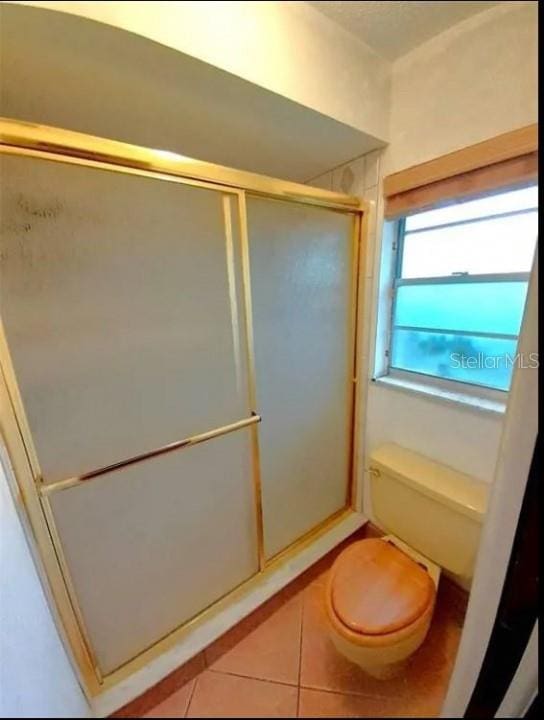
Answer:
[
  {"left": 325, "top": 535, "right": 440, "bottom": 679},
  {"left": 323, "top": 443, "right": 488, "bottom": 679}
]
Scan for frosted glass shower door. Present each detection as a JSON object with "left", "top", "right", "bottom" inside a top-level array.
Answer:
[
  {"left": 246, "top": 197, "right": 355, "bottom": 560},
  {"left": 0, "top": 154, "right": 258, "bottom": 673},
  {"left": 0, "top": 155, "right": 251, "bottom": 483}
]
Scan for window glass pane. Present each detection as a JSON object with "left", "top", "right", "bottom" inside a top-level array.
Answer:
[
  {"left": 405, "top": 185, "right": 538, "bottom": 231},
  {"left": 401, "top": 211, "right": 537, "bottom": 278},
  {"left": 394, "top": 281, "right": 528, "bottom": 336},
  {"left": 391, "top": 329, "right": 517, "bottom": 391}
]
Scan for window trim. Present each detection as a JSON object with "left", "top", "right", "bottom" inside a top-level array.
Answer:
[
  {"left": 382, "top": 189, "right": 536, "bottom": 396},
  {"left": 402, "top": 205, "right": 537, "bottom": 235},
  {"left": 373, "top": 370, "right": 507, "bottom": 415},
  {"left": 395, "top": 272, "right": 530, "bottom": 286},
  {"left": 383, "top": 124, "right": 538, "bottom": 218}
]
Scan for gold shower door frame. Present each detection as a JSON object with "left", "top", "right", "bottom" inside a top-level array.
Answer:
[{"left": 0, "top": 118, "right": 369, "bottom": 697}]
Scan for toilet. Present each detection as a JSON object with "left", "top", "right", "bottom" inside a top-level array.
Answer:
[{"left": 326, "top": 443, "right": 488, "bottom": 679}]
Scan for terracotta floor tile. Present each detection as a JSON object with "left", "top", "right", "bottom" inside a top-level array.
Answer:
[
  {"left": 402, "top": 607, "right": 461, "bottom": 717},
  {"left": 300, "top": 576, "right": 408, "bottom": 698},
  {"left": 394, "top": 691, "right": 447, "bottom": 719},
  {"left": 143, "top": 680, "right": 196, "bottom": 718},
  {"left": 407, "top": 595, "right": 463, "bottom": 682},
  {"left": 112, "top": 652, "right": 205, "bottom": 717},
  {"left": 204, "top": 590, "right": 303, "bottom": 685},
  {"left": 134, "top": 532, "right": 461, "bottom": 719},
  {"left": 298, "top": 688, "right": 402, "bottom": 718},
  {"left": 186, "top": 670, "right": 298, "bottom": 718}
]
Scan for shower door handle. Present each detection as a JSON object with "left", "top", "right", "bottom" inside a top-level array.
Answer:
[{"left": 40, "top": 413, "right": 262, "bottom": 497}]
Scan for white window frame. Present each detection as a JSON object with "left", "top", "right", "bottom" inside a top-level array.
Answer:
[{"left": 375, "top": 195, "right": 537, "bottom": 407}]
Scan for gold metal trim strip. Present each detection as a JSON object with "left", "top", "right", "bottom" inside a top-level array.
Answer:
[
  {"left": 350, "top": 204, "right": 370, "bottom": 509},
  {"left": 0, "top": 143, "right": 242, "bottom": 197},
  {"left": 40, "top": 415, "right": 262, "bottom": 497},
  {"left": 263, "top": 505, "right": 351, "bottom": 568},
  {"left": 222, "top": 194, "right": 243, "bottom": 397},
  {"left": 0, "top": 370, "right": 100, "bottom": 696},
  {"left": 0, "top": 118, "right": 363, "bottom": 211},
  {"left": 348, "top": 212, "right": 363, "bottom": 508},
  {"left": 0, "top": 319, "right": 42, "bottom": 481},
  {"left": 39, "top": 493, "right": 103, "bottom": 683},
  {"left": 237, "top": 192, "right": 266, "bottom": 572},
  {"left": 1, "top": 321, "right": 102, "bottom": 692}
]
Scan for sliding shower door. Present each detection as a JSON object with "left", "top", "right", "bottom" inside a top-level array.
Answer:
[
  {"left": 0, "top": 127, "right": 362, "bottom": 685},
  {"left": 0, "top": 154, "right": 259, "bottom": 674},
  {"left": 246, "top": 197, "right": 356, "bottom": 560}
]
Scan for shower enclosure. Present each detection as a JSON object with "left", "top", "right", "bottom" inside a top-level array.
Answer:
[{"left": 0, "top": 119, "right": 367, "bottom": 695}]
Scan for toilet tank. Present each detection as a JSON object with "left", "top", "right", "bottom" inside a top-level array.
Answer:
[{"left": 369, "top": 444, "right": 489, "bottom": 581}]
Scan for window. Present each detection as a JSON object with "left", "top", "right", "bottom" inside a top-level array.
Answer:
[{"left": 388, "top": 185, "right": 538, "bottom": 392}]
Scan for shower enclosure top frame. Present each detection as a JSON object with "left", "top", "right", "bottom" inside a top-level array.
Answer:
[{"left": 0, "top": 118, "right": 364, "bottom": 212}]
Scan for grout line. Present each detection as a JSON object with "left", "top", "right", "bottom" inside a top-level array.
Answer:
[
  {"left": 305, "top": 147, "right": 384, "bottom": 187},
  {"left": 184, "top": 676, "right": 199, "bottom": 718},
  {"left": 296, "top": 585, "right": 305, "bottom": 717},
  {"left": 207, "top": 666, "right": 299, "bottom": 689},
  {"left": 298, "top": 684, "right": 400, "bottom": 701},
  {"left": 302, "top": 686, "right": 364, "bottom": 698}
]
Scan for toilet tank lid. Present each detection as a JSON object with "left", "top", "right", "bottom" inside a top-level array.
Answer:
[{"left": 369, "top": 444, "right": 488, "bottom": 523}]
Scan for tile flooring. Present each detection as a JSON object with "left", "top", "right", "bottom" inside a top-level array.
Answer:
[{"left": 113, "top": 529, "right": 465, "bottom": 718}]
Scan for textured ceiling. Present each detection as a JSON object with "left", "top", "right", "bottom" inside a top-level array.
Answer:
[{"left": 307, "top": 1, "right": 501, "bottom": 59}]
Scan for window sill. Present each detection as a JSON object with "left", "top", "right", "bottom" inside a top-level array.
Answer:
[{"left": 372, "top": 374, "right": 507, "bottom": 415}]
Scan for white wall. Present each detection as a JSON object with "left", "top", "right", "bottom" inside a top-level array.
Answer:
[
  {"left": 364, "top": 385, "right": 504, "bottom": 481},
  {"left": 311, "top": 1, "right": 538, "bottom": 529},
  {"left": 0, "top": 455, "right": 91, "bottom": 718},
  {"left": 0, "top": 2, "right": 384, "bottom": 182},
  {"left": 386, "top": 0, "right": 538, "bottom": 174},
  {"left": 6, "top": 0, "right": 391, "bottom": 141}
]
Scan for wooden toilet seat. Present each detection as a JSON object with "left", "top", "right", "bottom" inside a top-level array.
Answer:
[{"left": 326, "top": 539, "right": 436, "bottom": 647}]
